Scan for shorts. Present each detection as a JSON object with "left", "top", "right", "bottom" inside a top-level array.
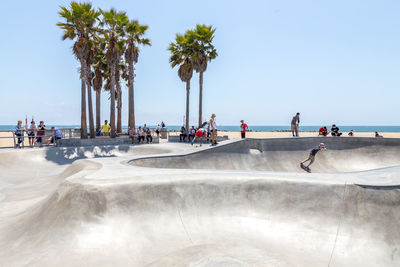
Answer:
[
  {"left": 36, "top": 136, "right": 42, "bottom": 143},
  {"left": 195, "top": 132, "right": 204, "bottom": 137},
  {"left": 28, "top": 132, "right": 35, "bottom": 137}
]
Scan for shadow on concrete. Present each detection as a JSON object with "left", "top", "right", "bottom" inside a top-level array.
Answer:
[{"left": 44, "top": 144, "right": 132, "bottom": 165}]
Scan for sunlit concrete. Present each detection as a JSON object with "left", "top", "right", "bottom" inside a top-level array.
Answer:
[{"left": 0, "top": 137, "right": 399, "bottom": 267}]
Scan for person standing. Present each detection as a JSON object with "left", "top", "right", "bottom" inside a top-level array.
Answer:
[
  {"left": 291, "top": 112, "right": 300, "bottom": 137},
  {"left": 240, "top": 120, "right": 248, "bottom": 139},
  {"left": 15, "top": 120, "right": 24, "bottom": 148},
  {"left": 102, "top": 120, "right": 110, "bottom": 136},
  {"left": 210, "top": 114, "right": 218, "bottom": 146},
  {"left": 27, "top": 120, "right": 37, "bottom": 147},
  {"left": 156, "top": 125, "right": 161, "bottom": 137},
  {"left": 36, "top": 121, "right": 46, "bottom": 147}
]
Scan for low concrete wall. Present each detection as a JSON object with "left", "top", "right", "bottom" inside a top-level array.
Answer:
[
  {"left": 57, "top": 136, "right": 159, "bottom": 147},
  {"left": 247, "top": 136, "right": 400, "bottom": 151},
  {"left": 168, "top": 135, "right": 229, "bottom": 143}
]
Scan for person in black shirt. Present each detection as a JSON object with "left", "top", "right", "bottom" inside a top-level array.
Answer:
[
  {"left": 331, "top": 124, "right": 342, "bottom": 136},
  {"left": 300, "top": 143, "right": 327, "bottom": 168}
]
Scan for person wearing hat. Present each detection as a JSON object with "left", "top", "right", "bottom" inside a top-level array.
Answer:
[
  {"left": 300, "top": 143, "right": 327, "bottom": 169},
  {"left": 240, "top": 120, "right": 248, "bottom": 139}
]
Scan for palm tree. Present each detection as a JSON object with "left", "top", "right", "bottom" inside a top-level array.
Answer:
[
  {"left": 169, "top": 34, "right": 194, "bottom": 131},
  {"left": 57, "top": 2, "right": 99, "bottom": 139},
  {"left": 100, "top": 8, "right": 128, "bottom": 138},
  {"left": 86, "top": 45, "right": 96, "bottom": 138},
  {"left": 92, "top": 37, "right": 107, "bottom": 132},
  {"left": 187, "top": 25, "right": 218, "bottom": 126},
  {"left": 115, "top": 61, "right": 126, "bottom": 133},
  {"left": 124, "top": 20, "right": 151, "bottom": 130}
]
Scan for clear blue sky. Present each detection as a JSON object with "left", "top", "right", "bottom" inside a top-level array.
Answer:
[{"left": 1, "top": 0, "right": 399, "bottom": 126}]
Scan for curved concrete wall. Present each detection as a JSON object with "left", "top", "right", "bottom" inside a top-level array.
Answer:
[{"left": 131, "top": 137, "right": 400, "bottom": 173}]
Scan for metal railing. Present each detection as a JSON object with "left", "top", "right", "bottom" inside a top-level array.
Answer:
[
  {"left": 1, "top": 127, "right": 162, "bottom": 148},
  {"left": 0, "top": 128, "right": 79, "bottom": 149}
]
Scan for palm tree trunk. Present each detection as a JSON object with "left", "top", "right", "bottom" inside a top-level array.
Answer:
[
  {"left": 117, "top": 90, "right": 122, "bottom": 133},
  {"left": 86, "top": 80, "right": 95, "bottom": 138},
  {"left": 198, "top": 71, "right": 203, "bottom": 127},
  {"left": 128, "top": 62, "right": 135, "bottom": 130},
  {"left": 186, "top": 80, "right": 190, "bottom": 131},
  {"left": 110, "top": 64, "right": 116, "bottom": 138},
  {"left": 96, "top": 90, "right": 101, "bottom": 132},
  {"left": 80, "top": 62, "right": 88, "bottom": 139}
]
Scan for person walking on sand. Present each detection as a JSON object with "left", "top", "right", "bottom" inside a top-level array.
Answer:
[
  {"left": 210, "top": 114, "right": 218, "bottom": 146},
  {"left": 300, "top": 143, "right": 327, "bottom": 170},
  {"left": 240, "top": 120, "right": 248, "bottom": 139},
  {"left": 291, "top": 112, "right": 300, "bottom": 137}
]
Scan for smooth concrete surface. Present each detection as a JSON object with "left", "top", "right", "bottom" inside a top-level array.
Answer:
[
  {"left": 57, "top": 136, "right": 159, "bottom": 147},
  {"left": 0, "top": 137, "right": 399, "bottom": 267}
]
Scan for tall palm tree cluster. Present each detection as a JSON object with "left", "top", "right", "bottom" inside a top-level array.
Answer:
[
  {"left": 168, "top": 25, "right": 218, "bottom": 131},
  {"left": 57, "top": 2, "right": 150, "bottom": 138}
]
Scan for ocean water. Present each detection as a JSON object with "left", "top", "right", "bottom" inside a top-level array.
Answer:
[{"left": 1, "top": 125, "right": 400, "bottom": 133}]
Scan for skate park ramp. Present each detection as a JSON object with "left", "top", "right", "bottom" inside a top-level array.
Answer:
[
  {"left": 0, "top": 138, "right": 399, "bottom": 267},
  {"left": 131, "top": 137, "right": 400, "bottom": 173}
]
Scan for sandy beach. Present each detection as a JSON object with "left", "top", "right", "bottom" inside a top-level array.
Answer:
[{"left": 1, "top": 130, "right": 400, "bottom": 148}]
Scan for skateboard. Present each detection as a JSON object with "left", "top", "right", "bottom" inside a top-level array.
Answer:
[{"left": 300, "top": 163, "right": 311, "bottom": 173}]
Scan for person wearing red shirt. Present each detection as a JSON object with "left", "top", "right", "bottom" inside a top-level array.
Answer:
[
  {"left": 191, "top": 128, "right": 207, "bottom": 146},
  {"left": 240, "top": 120, "right": 248, "bottom": 139},
  {"left": 318, "top": 126, "right": 328, "bottom": 136}
]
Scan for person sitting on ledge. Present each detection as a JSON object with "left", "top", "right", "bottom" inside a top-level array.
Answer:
[
  {"left": 375, "top": 131, "right": 383, "bottom": 138},
  {"left": 179, "top": 126, "right": 187, "bottom": 142},
  {"left": 47, "top": 127, "right": 62, "bottom": 145},
  {"left": 348, "top": 129, "right": 354, "bottom": 136},
  {"left": 129, "top": 127, "right": 137, "bottom": 144},
  {"left": 331, "top": 124, "right": 342, "bottom": 136},
  {"left": 318, "top": 126, "right": 328, "bottom": 136},
  {"left": 146, "top": 128, "right": 153, "bottom": 144},
  {"left": 137, "top": 127, "right": 145, "bottom": 143}
]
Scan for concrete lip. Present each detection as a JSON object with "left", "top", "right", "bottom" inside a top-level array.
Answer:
[{"left": 0, "top": 138, "right": 399, "bottom": 266}]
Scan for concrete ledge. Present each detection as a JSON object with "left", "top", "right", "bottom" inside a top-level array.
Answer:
[
  {"left": 168, "top": 135, "right": 229, "bottom": 143},
  {"left": 56, "top": 136, "right": 159, "bottom": 147}
]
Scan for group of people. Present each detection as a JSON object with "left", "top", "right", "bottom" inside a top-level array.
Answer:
[
  {"left": 318, "top": 125, "right": 344, "bottom": 136},
  {"left": 128, "top": 124, "right": 154, "bottom": 144},
  {"left": 100, "top": 120, "right": 164, "bottom": 139},
  {"left": 15, "top": 120, "right": 62, "bottom": 148},
  {"left": 178, "top": 114, "right": 220, "bottom": 146}
]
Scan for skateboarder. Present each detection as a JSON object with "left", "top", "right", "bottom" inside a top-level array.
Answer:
[
  {"left": 191, "top": 128, "right": 207, "bottom": 146},
  {"left": 300, "top": 143, "right": 327, "bottom": 171}
]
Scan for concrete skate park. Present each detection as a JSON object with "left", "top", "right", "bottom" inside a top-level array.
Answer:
[{"left": 0, "top": 137, "right": 399, "bottom": 267}]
